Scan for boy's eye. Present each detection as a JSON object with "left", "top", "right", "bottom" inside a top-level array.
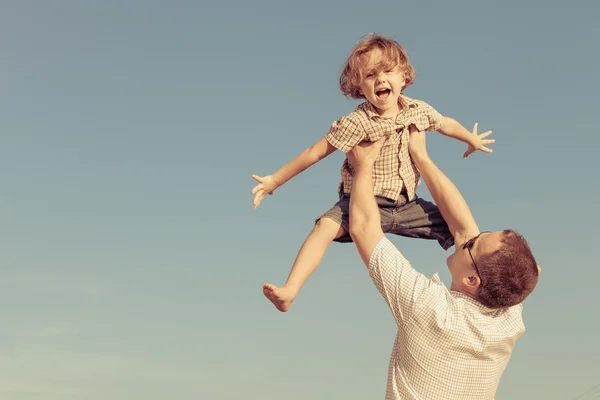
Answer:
[{"left": 366, "top": 73, "right": 374, "bottom": 78}]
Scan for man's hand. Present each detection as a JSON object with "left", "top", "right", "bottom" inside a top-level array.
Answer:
[
  {"left": 408, "top": 128, "right": 428, "bottom": 162},
  {"left": 348, "top": 138, "right": 386, "bottom": 267},
  {"left": 251, "top": 174, "right": 277, "bottom": 209},
  {"left": 347, "top": 138, "right": 386, "bottom": 170},
  {"left": 463, "top": 123, "right": 495, "bottom": 159}
]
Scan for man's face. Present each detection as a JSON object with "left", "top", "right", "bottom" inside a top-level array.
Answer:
[
  {"left": 358, "top": 49, "right": 406, "bottom": 118},
  {"left": 447, "top": 231, "right": 504, "bottom": 285}
]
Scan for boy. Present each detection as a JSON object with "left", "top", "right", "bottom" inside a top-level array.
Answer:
[{"left": 251, "top": 34, "right": 495, "bottom": 312}]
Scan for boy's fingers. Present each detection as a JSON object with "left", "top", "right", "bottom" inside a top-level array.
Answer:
[
  {"left": 482, "top": 147, "right": 493, "bottom": 153},
  {"left": 479, "top": 130, "right": 493, "bottom": 138},
  {"left": 252, "top": 174, "right": 262, "bottom": 183},
  {"left": 472, "top": 122, "right": 478, "bottom": 134},
  {"left": 483, "top": 139, "right": 495, "bottom": 144}
]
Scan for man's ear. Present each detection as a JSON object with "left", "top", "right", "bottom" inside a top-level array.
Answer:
[{"left": 462, "top": 274, "right": 481, "bottom": 295}]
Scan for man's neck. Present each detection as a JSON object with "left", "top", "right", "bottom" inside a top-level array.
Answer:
[{"left": 450, "top": 282, "right": 479, "bottom": 301}]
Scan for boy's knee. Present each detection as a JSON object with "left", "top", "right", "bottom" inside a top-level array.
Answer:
[
  {"left": 315, "top": 217, "right": 341, "bottom": 231},
  {"left": 314, "top": 217, "right": 346, "bottom": 238}
]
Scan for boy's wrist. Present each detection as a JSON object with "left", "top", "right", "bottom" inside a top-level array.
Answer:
[
  {"left": 271, "top": 174, "right": 283, "bottom": 188},
  {"left": 466, "top": 135, "right": 477, "bottom": 146}
]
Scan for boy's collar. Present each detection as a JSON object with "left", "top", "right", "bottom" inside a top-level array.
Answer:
[{"left": 364, "top": 95, "right": 411, "bottom": 120}]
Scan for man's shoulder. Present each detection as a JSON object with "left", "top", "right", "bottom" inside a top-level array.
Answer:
[
  {"left": 369, "top": 238, "right": 449, "bottom": 294},
  {"left": 445, "top": 293, "right": 526, "bottom": 333},
  {"left": 368, "top": 237, "right": 403, "bottom": 266},
  {"left": 367, "top": 237, "right": 452, "bottom": 323}
]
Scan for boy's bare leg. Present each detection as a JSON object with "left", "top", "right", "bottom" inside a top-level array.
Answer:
[{"left": 263, "top": 217, "right": 346, "bottom": 312}]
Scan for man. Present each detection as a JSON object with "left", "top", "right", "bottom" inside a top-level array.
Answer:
[{"left": 348, "top": 125, "right": 540, "bottom": 400}]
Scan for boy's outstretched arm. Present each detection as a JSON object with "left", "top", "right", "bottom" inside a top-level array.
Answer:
[
  {"left": 251, "top": 137, "right": 337, "bottom": 209},
  {"left": 436, "top": 117, "right": 495, "bottom": 159}
]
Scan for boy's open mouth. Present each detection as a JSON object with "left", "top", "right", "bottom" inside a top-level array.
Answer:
[{"left": 376, "top": 89, "right": 391, "bottom": 99}]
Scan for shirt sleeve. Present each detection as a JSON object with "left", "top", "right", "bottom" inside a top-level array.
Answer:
[
  {"left": 410, "top": 101, "right": 445, "bottom": 132},
  {"left": 368, "top": 237, "right": 438, "bottom": 325},
  {"left": 325, "top": 114, "right": 365, "bottom": 153}
]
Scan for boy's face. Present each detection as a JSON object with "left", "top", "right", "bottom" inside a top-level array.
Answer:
[{"left": 358, "top": 49, "right": 406, "bottom": 118}]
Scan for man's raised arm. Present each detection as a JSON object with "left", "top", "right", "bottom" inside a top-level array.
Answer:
[
  {"left": 408, "top": 124, "right": 494, "bottom": 247},
  {"left": 347, "top": 140, "right": 386, "bottom": 266}
]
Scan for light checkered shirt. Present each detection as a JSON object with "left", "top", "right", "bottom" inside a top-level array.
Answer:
[
  {"left": 325, "top": 95, "right": 444, "bottom": 201},
  {"left": 369, "top": 238, "right": 525, "bottom": 400}
]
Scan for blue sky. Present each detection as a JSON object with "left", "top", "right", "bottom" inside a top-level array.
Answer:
[{"left": 1, "top": 0, "right": 598, "bottom": 399}]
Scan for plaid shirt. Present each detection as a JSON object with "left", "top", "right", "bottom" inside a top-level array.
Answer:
[
  {"left": 325, "top": 95, "right": 444, "bottom": 201},
  {"left": 369, "top": 238, "right": 525, "bottom": 400}
]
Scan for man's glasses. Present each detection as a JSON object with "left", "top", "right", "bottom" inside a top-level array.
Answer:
[{"left": 462, "top": 232, "right": 489, "bottom": 281}]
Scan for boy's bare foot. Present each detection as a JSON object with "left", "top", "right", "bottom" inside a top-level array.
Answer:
[{"left": 262, "top": 283, "right": 297, "bottom": 312}]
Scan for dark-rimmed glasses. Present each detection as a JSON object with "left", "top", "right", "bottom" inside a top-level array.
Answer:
[{"left": 462, "top": 231, "right": 489, "bottom": 280}]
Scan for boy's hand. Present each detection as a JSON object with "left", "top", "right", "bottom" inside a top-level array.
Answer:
[
  {"left": 463, "top": 123, "right": 495, "bottom": 159},
  {"left": 251, "top": 174, "right": 277, "bottom": 209}
]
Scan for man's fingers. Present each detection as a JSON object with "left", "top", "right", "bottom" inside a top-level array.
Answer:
[
  {"left": 351, "top": 137, "right": 387, "bottom": 165},
  {"left": 371, "top": 137, "right": 386, "bottom": 153},
  {"left": 409, "top": 131, "right": 427, "bottom": 149},
  {"left": 410, "top": 130, "right": 426, "bottom": 139},
  {"left": 359, "top": 137, "right": 384, "bottom": 149}
]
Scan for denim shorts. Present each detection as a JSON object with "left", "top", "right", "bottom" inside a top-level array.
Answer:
[{"left": 315, "top": 194, "right": 454, "bottom": 250}]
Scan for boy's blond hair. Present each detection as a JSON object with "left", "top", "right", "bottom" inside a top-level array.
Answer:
[{"left": 339, "top": 34, "right": 415, "bottom": 100}]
